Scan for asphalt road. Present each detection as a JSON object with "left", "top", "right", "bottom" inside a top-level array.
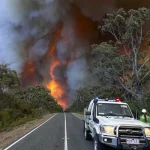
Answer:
[{"left": 4, "top": 113, "right": 93, "bottom": 150}]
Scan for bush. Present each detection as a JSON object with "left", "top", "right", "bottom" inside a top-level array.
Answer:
[
  {"left": 0, "top": 65, "right": 63, "bottom": 131},
  {"left": 127, "top": 93, "right": 150, "bottom": 116}
]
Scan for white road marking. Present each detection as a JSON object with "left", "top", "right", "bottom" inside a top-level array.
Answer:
[
  {"left": 4, "top": 113, "right": 58, "bottom": 150},
  {"left": 64, "top": 113, "right": 68, "bottom": 150},
  {"left": 72, "top": 113, "right": 82, "bottom": 120}
]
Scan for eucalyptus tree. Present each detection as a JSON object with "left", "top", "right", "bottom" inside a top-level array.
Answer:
[{"left": 92, "top": 8, "right": 150, "bottom": 100}]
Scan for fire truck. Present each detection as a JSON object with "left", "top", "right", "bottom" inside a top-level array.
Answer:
[{"left": 83, "top": 97, "right": 150, "bottom": 150}]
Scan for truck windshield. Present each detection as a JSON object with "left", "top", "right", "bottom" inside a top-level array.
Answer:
[{"left": 97, "top": 103, "right": 133, "bottom": 117}]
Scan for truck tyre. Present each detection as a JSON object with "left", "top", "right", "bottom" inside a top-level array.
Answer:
[
  {"left": 84, "top": 128, "right": 92, "bottom": 141},
  {"left": 94, "top": 134, "right": 110, "bottom": 150}
]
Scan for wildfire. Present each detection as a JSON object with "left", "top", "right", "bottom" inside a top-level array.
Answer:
[
  {"left": 21, "top": 4, "right": 99, "bottom": 110},
  {"left": 45, "top": 24, "right": 68, "bottom": 110},
  {"left": 21, "top": 61, "right": 37, "bottom": 87},
  {"left": 20, "top": 0, "right": 150, "bottom": 111}
]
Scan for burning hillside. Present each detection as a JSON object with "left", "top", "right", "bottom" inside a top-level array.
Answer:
[{"left": 0, "top": 0, "right": 150, "bottom": 109}]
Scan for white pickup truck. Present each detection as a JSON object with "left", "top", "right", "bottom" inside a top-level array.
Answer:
[{"left": 83, "top": 98, "right": 150, "bottom": 150}]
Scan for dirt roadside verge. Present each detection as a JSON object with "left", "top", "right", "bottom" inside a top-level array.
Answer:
[{"left": 0, "top": 113, "right": 55, "bottom": 149}]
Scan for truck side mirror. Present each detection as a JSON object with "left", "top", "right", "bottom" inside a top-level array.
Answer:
[
  {"left": 86, "top": 111, "right": 91, "bottom": 115},
  {"left": 93, "top": 118, "right": 99, "bottom": 123}
]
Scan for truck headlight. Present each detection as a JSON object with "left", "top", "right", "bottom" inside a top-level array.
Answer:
[
  {"left": 100, "top": 125, "right": 115, "bottom": 135},
  {"left": 144, "top": 128, "right": 150, "bottom": 137}
]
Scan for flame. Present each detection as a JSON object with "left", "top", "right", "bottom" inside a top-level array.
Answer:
[
  {"left": 45, "top": 24, "right": 68, "bottom": 110},
  {"left": 45, "top": 6, "right": 99, "bottom": 109},
  {"left": 21, "top": 5, "right": 99, "bottom": 110}
]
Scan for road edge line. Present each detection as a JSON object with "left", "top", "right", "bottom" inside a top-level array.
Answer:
[
  {"left": 4, "top": 113, "right": 58, "bottom": 150},
  {"left": 64, "top": 113, "right": 68, "bottom": 150}
]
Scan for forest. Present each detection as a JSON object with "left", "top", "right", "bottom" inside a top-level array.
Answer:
[
  {"left": 0, "top": 65, "right": 62, "bottom": 131},
  {"left": 69, "top": 8, "right": 150, "bottom": 114}
]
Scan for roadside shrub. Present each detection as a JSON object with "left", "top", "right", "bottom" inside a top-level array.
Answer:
[{"left": 0, "top": 65, "right": 63, "bottom": 131}]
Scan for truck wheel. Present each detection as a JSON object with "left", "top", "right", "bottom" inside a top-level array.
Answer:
[
  {"left": 84, "top": 128, "right": 92, "bottom": 140},
  {"left": 94, "top": 134, "right": 110, "bottom": 150}
]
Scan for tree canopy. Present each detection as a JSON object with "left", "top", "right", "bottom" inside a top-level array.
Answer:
[
  {"left": 0, "top": 65, "right": 20, "bottom": 93},
  {"left": 92, "top": 8, "right": 150, "bottom": 100},
  {"left": 0, "top": 65, "right": 62, "bottom": 131}
]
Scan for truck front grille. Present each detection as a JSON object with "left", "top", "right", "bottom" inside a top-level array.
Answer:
[{"left": 118, "top": 126, "right": 146, "bottom": 144}]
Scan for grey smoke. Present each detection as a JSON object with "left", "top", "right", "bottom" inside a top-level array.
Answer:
[
  {"left": 29, "top": 39, "right": 49, "bottom": 60},
  {"left": 0, "top": 0, "right": 70, "bottom": 73},
  {"left": 66, "top": 58, "right": 87, "bottom": 90},
  {"left": 73, "top": 0, "right": 116, "bottom": 21},
  {"left": 0, "top": 0, "right": 115, "bottom": 105},
  {"left": 57, "top": 19, "right": 90, "bottom": 92}
]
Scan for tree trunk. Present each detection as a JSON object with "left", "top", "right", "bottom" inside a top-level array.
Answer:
[{"left": 135, "top": 84, "right": 142, "bottom": 101}]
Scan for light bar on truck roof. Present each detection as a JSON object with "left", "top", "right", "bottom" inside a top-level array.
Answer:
[
  {"left": 115, "top": 97, "right": 121, "bottom": 102},
  {"left": 94, "top": 98, "right": 121, "bottom": 103}
]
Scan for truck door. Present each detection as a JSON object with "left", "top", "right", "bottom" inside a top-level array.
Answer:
[{"left": 89, "top": 103, "right": 94, "bottom": 132}]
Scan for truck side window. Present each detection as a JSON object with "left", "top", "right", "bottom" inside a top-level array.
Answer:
[
  {"left": 93, "top": 104, "right": 96, "bottom": 117},
  {"left": 92, "top": 105, "right": 95, "bottom": 116}
]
